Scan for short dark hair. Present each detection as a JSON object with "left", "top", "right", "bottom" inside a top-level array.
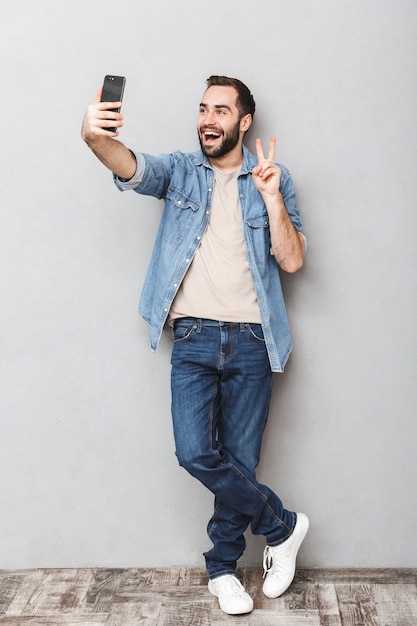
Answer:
[{"left": 206, "top": 75, "right": 256, "bottom": 119}]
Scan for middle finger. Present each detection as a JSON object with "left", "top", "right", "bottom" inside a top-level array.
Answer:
[{"left": 267, "top": 136, "right": 276, "bottom": 162}]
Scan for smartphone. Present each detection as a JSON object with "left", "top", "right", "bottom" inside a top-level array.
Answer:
[{"left": 100, "top": 75, "right": 126, "bottom": 132}]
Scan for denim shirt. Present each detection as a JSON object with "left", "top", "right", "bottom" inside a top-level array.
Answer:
[{"left": 114, "top": 145, "right": 304, "bottom": 372}]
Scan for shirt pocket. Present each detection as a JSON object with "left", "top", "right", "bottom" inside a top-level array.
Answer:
[
  {"left": 245, "top": 213, "right": 271, "bottom": 263},
  {"left": 163, "top": 187, "right": 201, "bottom": 245}
]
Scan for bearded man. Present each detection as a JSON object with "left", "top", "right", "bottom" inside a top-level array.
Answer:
[{"left": 82, "top": 75, "right": 309, "bottom": 616}]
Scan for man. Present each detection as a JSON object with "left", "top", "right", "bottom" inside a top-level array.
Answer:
[{"left": 82, "top": 75, "right": 308, "bottom": 616}]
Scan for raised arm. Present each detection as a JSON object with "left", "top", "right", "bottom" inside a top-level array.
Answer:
[
  {"left": 252, "top": 137, "right": 304, "bottom": 273},
  {"left": 81, "top": 87, "right": 137, "bottom": 180}
]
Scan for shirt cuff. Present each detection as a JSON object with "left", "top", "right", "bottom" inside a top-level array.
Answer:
[{"left": 113, "top": 151, "right": 146, "bottom": 191}]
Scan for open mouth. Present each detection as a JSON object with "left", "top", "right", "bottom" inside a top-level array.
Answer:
[{"left": 202, "top": 129, "right": 222, "bottom": 144}]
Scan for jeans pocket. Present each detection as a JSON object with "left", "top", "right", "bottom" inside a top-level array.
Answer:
[
  {"left": 246, "top": 323, "right": 266, "bottom": 343},
  {"left": 173, "top": 321, "right": 196, "bottom": 343}
]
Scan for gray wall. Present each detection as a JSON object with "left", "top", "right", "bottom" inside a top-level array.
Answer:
[{"left": 1, "top": 0, "right": 416, "bottom": 569}]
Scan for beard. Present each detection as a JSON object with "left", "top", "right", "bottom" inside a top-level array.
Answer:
[{"left": 198, "top": 119, "right": 241, "bottom": 159}]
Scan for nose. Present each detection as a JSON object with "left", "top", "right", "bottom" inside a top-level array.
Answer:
[
  {"left": 200, "top": 109, "right": 217, "bottom": 127},
  {"left": 206, "top": 110, "right": 216, "bottom": 125}
]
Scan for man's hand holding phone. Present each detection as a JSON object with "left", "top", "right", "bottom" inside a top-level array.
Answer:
[
  {"left": 81, "top": 75, "right": 136, "bottom": 181},
  {"left": 82, "top": 75, "right": 125, "bottom": 142}
]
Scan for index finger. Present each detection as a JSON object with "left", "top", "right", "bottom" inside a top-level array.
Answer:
[
  {"left": 94, "top": 86, "right": 103, "bottom": 104},
  {"left": 94, "top": 86, "right": 122, "bottom": 110},
  {"left": 255, "top": 138, "right": 265, "bottom": 162}
]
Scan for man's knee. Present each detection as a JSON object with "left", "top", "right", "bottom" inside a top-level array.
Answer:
[{"left": 175, "top": 448, "right": 218, "bottom": 475}]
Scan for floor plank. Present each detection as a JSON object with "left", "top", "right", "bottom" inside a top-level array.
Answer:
[
  {"left": 0, "top": 617, "right": 106, "bottom": 625},
  {"left": 302, "top": 568, "right": 417, "bottom": 584},
  {"left": 158, "top": 602, "right": 212, "bottom": 626},
  {"left": 82, "top": 569, "right": 124, "bottom": 614},
  {"left": 17, "top": 570, "right": 94, "bottom": 616},
  {"left": 335, "top": 583, "right": 379, "bottom": 626},
  {"left": 0, "top": 574, "right": 25, "bottom": 614},
  {"left": 373, "top": 583, "right": 417, "bottom": 626},
  {"left": 316, "top": 583, "right": 342, "bottom": 626},
  {"left": 211, "top": 608, "right": 320, "bottom": 625},
  {"left": 2, "top": 571, "right": 46, "bottom": 616},
  {"left": 105, "top": 601, "right": 161, "bottom": 626}
]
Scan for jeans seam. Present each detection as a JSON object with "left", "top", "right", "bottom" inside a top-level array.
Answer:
[
  {"left": 266, "top": 512, "right": 296, "bottom": 545},
  {"left": 207, "top": 503, "right": 220, "bottom": 538},
  {"left": 226, "top": 462, "right": 290, "bottom": 536},
  {"left": 209, "top": 377, "right": 218, "bottom": 459}
]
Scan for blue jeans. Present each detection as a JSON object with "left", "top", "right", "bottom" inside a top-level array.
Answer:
[{"left": 170, "top": 318, "right": 296, "bottom": 579}]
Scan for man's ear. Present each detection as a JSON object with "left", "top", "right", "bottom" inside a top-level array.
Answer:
[{"left": 240, "top": 114, "right": 252, "bottom": 133}]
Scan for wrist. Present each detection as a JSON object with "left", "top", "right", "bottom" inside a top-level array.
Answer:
[{"left": 263, "top": 190, "right": 285, "bottom": 211}]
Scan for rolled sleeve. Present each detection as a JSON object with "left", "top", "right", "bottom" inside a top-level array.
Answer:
[{"left": 113, "top": 151, "right": 146, "bottom": 191}]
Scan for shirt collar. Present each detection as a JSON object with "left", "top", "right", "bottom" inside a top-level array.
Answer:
[{"left": 191, "top": 144, "right": 256, "bottom": 174}]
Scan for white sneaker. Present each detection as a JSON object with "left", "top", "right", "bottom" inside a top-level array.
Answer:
[
  {"left": 262, "top": 512, "right": 309, "bottom": 598},
  {"left": 208, "top": 574, "right": 254, "bottom": 615}
]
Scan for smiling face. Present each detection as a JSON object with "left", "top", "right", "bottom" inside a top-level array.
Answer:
[{"left": 197, "top": 85, "right": 252, "bottom": 161}]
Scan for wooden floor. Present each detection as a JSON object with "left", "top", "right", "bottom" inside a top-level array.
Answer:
[{"left": 1, "top": 568, "right": 416, "bottom": 625}]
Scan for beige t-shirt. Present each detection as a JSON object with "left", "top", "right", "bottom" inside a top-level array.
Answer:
[{"left": 169, "top": 165, "right": 261, "bottom": 324}]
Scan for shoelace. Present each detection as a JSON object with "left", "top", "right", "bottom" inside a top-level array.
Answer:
[
  {"left": 263, "top": 546, "right": 274, "bottom": 578},
  {"left": 263, "top": 545, "right": 289, "bottom": 579}
]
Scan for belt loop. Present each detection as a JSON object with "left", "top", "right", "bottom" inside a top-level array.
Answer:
[
  {"left": 240, "top": 323, "right": 246, "bottom": 333},
  {"left": 195, "top": 318, "right": 202, "bottom": 333}
]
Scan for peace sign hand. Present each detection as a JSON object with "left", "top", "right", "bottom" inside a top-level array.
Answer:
[{"left": 252, "top": 136, "right": 282, "bottom": 197}]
